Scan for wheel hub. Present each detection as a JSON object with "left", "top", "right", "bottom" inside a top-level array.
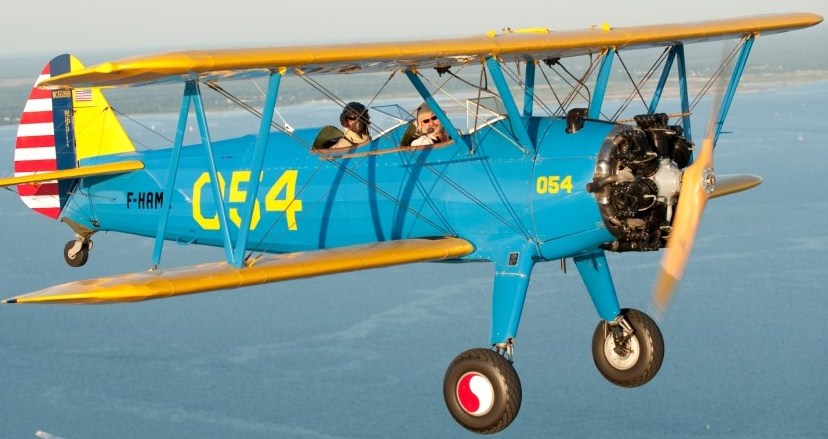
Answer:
[
  {"left": 456, "top": 372, "right": 495, "bottom": 416},
  {"left": 701, "top": 167, "right": 716, "bottom": 194},
  {"left": 603, "top": 333, "right": 640, "bottom": 370}
]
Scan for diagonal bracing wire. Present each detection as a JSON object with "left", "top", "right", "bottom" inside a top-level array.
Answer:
[{"left": 610, "top": 47, "right": 671, "bottom": 121}]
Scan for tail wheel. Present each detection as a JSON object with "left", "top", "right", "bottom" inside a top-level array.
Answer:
[
  {"left": 63, "top": 240, "right": 90, "bottom": 267},
  {"left": 592, "top": 308, "right": 664, "bottom": 387},
  {"left": 443, "top": 348, "right": 521, "bottom": 434}
]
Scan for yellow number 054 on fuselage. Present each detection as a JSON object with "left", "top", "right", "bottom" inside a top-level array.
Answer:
[
  {"left": 192, "top": 170, "right": 303, "bottom": 231},
  {"left": 536, "top": 175, "right": 573, "bottom": 194}
]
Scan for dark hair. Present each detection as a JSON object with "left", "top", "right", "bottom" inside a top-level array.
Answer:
[{"left": 340, "top": 102, "right": 370, "bottom": 126}]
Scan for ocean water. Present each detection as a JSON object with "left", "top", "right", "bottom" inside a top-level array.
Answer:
[{"left": 0, "top": 69, "right": 826, "bottom": 438}]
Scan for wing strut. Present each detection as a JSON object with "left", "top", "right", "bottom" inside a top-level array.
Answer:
[
  {"left": 588, "top": 48, "right": 616, "bottom": 119},
  {"left": 676, "top": 45, "right": 692, "bottom": 141},
  {"left": 485, "top": 57, "right": 534, "bottom": 154},
  {"left": 152, "top": 71, "right": 286, "bottom": 268},
  {"left": 191, "top": 81, "right": 239, "bottom": 265},
  {"left": 152, "top": 82, "right": 194, "bottom": 268},
  {"left": 522, "top": 59, "right": 536, "bottom": 117},
  {"left": 233, "top": 69, "right": 284, "bottom": 267},
  {"left": 648, "top": 46, "right": 677, "bottom": 113},
  {"left": 649, "top": 44, "right": 692, "bottom": 140},
  {"left": 714, "top": 35, "right": 755, "bottom": 144}
]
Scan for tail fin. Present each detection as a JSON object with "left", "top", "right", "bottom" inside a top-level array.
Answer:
[{"left": 14, "top": 54, "right": 135, "bottom": 219}]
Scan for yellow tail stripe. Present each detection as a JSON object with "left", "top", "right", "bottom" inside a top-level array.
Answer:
[{"left": 69, "top": 55, "right": 136, "bottom": 159}]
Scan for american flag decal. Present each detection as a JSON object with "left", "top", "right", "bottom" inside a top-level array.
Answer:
[{"left": 74, "top": 88, "right": 92, "bottom": 102}]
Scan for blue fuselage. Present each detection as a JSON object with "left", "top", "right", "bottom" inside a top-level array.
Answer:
[{"left": 67, "top": 117, "right": 618, "bottom": 262}]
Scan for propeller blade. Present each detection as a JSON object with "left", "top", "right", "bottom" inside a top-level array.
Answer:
[
  {"left": 710, "top": 174, "right": 762, "bottom": 199},
  {"left": 650, "top": 43, "right": 738, "bottom": 314},
  {"left": 652, "top": 134, "right": 716, "bottom": 312},
  {"left": 653, "top": 172, "right": 762, "bottom": 311}
]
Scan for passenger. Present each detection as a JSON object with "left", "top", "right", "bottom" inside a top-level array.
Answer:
[
  {"left": 332, "top": 102, "right": 371, "bottom": 149},
  {"left": 411, "top": 104, "right": 449, "bottom": 146}
]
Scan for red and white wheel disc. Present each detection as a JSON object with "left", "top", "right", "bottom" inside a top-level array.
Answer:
[{"left": 456, "top": 372, "right": 495, "bottom": 416}]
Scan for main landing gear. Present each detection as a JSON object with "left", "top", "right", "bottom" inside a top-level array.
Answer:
[
  {"left": 63, "top": 238, "right": 92, "bottom": 267},
  {"left": 443, "top": 250, "right": 663, "bottom": 433},
  {"left": 443, "top": 308, "right": 663, "bottom": 434},
  {"left": 592, "top": 308, "right": 664, "bottom": 387},
  {"left": 443, "top": 345, "right": 521, "bottom": 434}
]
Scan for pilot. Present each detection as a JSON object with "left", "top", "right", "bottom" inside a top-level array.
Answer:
[
  {"left": 411, "top": 104, "right": 449, "bottom": 146},
  {"left": 332, "top": 102, "right": 371, "bottom": 149}
]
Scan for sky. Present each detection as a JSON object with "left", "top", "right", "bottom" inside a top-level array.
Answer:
[{"left": 0, "top": 0, "right": 824, "bottom": 60}]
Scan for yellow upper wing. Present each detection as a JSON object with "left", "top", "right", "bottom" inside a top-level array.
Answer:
[
  {"left": 40, "top": 13, "right": 822, "bottom": 89},
  {"left": 2, "top": 237, "right": 474, "bottom": 304}
]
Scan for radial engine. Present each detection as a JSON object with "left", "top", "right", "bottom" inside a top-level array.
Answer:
[{"left": 589, "top": 113, "right": 693, "bottom": 252}]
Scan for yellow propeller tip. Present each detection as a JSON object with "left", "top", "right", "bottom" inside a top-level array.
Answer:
[{"left": 652, "top": 269, "right": 680, "bottom": 312}]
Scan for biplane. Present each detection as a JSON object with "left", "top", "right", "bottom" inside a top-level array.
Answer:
[{"left": 0, "top": 12, "right": 821, "bottom": 434}]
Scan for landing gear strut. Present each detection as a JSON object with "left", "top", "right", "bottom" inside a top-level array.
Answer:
[
  {"left": 592, "top": 308, "right": 664, "bottom": 387},
  {"left": 63, "top": 238, "right": 92, "bottom": 267},
  {"left": 443, "top": 347, "right": 521, "bottom": 434}
]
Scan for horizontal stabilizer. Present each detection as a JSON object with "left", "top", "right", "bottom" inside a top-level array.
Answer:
[
  {"left": 0, "top": 160, "right": 144, "bottom": 188},
  {"left": 2, "top": 237, "right": 474, "bottom": 305},
  {"left": 710, "top": 174, "right": 763, "bottom": 199}
]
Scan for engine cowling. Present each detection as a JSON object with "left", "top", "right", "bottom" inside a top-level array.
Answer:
[{"left": 589, "top": 113, "right": 692, "bottom": 252}]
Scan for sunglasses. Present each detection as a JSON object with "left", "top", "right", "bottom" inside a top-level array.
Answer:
[{"left": 420, "top": 115, "right": 438, "bottom": 124}]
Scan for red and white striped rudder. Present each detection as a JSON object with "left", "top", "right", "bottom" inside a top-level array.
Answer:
[{"left": 14, "top": 54, "right": 77, "bottom": 219}]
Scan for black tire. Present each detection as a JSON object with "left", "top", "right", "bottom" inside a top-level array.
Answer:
[
  {"left": 443, "top": 348, "right": 521, "bottom": 434},
  {"left": 592, "top": 308, "right": 664, "bottom": 388},
  {"left": 63, "top": 241, "right": 89, "bottom": 267}
]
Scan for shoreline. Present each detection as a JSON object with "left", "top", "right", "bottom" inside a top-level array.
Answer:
[{"left": 0, "top": 71, "right": 825, "bottom": 128}]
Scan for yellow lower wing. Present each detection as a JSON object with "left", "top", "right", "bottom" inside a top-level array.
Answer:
[{"left": 2, "top": 237, "right": 475, "bottom": 304}]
